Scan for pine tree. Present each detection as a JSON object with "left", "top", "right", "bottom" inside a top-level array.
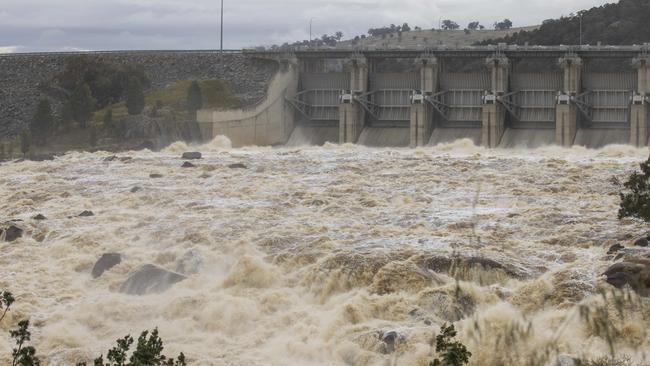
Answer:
[
  {"left": 186, "top": 81, "right": 203, "bottom": 114},
  {"left": 126, "top": 77, "right": 145, "bottom": 115},
  {"left": 70, "top": 83, "right": 96, "bottom": 129},
  {"left": 31, "top": 98, "right": 54, "bottom": 145}
]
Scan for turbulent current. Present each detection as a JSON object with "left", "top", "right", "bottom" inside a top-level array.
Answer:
[{"left": 1, "top": 137, "right": 650, "bottom": 365}]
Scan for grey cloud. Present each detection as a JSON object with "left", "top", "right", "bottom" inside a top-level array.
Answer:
[{"left": 0, "top": 0, "right": 615, "bottom": 52}]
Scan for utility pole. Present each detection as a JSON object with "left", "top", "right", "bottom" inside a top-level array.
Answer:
[
  {"left": 309, "top": 17, "right": 315, "bottom": 45},
  {"left": 220, "top": 0, "right": 224, "bottom": 54},
  {"left": 579, "top": 13, "right": 583, "bottom": 46}
]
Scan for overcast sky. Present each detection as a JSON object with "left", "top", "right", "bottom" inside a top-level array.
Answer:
[{"left": 0, "top": 0, "right": 616, "bottom": 53}]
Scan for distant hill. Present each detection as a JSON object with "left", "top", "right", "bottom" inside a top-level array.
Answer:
[
  {"left": 337, "top": 27, "right": 537, "bottom": 49},
  {"left": 478, "top": 0, "right": 650, "bottom": 46}
]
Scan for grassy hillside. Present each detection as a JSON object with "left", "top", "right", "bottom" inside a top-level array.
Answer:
[
  {"left": 338, "top": 27, "right": 537, "bottom": 48},
  {"left": 478, "top": 0, "right": 650, "bottom": 45}
]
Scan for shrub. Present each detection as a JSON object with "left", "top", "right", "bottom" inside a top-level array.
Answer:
[
  {"left": 3, "top": 289, "right": 185, "bottom": 366},
  {"left": 618, "top": 155, "right": 650, "bottom": 222},
  {"left": 0, "top": 290, "right": 15, "bottom": 322},
  {"left": 11, "top": 320, "right": 41, "bottom": 366},
  {"left": 429, "top": 324, "right": 472, "bottom": 366},
  {"left": 76, "top": 328, "right": 186, "bottom": 366}
]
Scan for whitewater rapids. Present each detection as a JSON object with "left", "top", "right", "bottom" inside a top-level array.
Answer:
[{"left": 1, "top": 138, "right": 649, "bottom": 365}]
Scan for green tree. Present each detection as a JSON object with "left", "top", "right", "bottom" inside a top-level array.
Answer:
[
  {"left": 618, "top": 155, "right": 650, "bottom": 222},
  {"left": 56, "top": 56, "right": 150, "bottom": 109},
  {"left": 20, "top": 129, "right": 31, "bottom": 158},
  {"left": 186, "top": 81, "right": 203, "bottom": 114},
  {"left": 468, "top": 21, "right": 480, "bottom": 30},
  {"left": 11, "top": 320, "right": 41, "bottom": 366},
  {"left": 30, "top": 99, "right": 55, "bottom": 145},
  {"left": 441, "top": 20, "right": 460, "bottom": 30},
  {"left": 77, "top": 328, "right": 186, "bottom": 366},
  {"left": 1, "top": 290, "right": 15, "bottom": 322},
  {"left": 429, "top": 324, "right": 472, "bottom": 366},
  {"left": 126, "top": 77, "right": 145, "bottom": 115},
  {"left": 70, "top": 83, "right": 96, "bottom": 129},
  {"left": 494, "top": 19, "right": 513, "bottom": 30}
]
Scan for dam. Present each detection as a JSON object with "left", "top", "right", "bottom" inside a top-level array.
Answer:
[{"left": 197, "top": 45, "right": 650, "bottom": 148}]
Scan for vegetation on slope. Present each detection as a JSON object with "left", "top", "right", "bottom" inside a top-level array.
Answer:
[{"left": 478, "top": 0, "right": 650, "bottom": 45}]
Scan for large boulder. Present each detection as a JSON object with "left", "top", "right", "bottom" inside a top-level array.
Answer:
[
  {"left": 603, "top": 259, "right": 650, "bottom": 294},
  {"left": 634, "top": 237, "right": 649, "bottom": 247},
  {"left": 1, "top": 223, "right": 23, "bottom": 242},
  {"left": 181, "top": 152, "right": 202, "bottom": 160},
  {"left": 119, "top": 264, "right": 186, "bottom": 295},
  {"left": 92, "top": 253, "right": 122, "bottom": 278},
  {"left": 32, "top": 214, "right": 46, "bottom": 221}
]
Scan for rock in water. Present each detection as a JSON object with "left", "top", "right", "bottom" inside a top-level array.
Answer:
[
  {"left": 634, "top": 237, "right": 649, "bottom": 247},
  {"left": 380, "top": 331, "right": 398, "bottom": 354},
  {"left": 1, "top": 224, "right": 23, "bottom": 242},
  {"left": 546, "top": 354, "right": 577, "bottom": 366},
  {"left": 175, "top": 249, "right": 202, "bottom": 275},
  {"left": 103, "top": 155, "right": 118, "bottom": 162},
  {"left": 607, "top": 244, "right": 625, "bottom": 255},
  {"left": 32, "top": 214, "right": 46, "bottom": 221},
  {"left": 603, "top": 259, "right": 650, "bottom": 294},
  {"left": 228, "top": 163, "right": 247, "bottom": 169},
  {"left": 78, "top": 210, "right": 95, "bottom": 217},
  {"left": 92, "top": 253, "right": 122, "bottom": 278},
  {"left": 149, "top": 173, "right": 163, "bottom": 179},
  {"left": 120, "top": 264, "right": 186, "bottom": 295},
  {"left": 181, "top": 152, "right": 202, "bottom": 160},
  {"left": 181, "top": 161, "right": 196, "bottom": 168}
]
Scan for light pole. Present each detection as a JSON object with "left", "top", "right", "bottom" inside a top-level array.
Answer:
[
  {"left": 309, "top": 17, "right": 315, "bottom": 45},
  {"left": 220, "top": 0, "right": 224, "bottom": 54},
  {"left": 579, "top": 13, "right": 583, "bottom": 46}
]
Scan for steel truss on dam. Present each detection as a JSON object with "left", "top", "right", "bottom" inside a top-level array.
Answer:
[{"left": 244, "top": 45, "right": 650, "bottom": 148}]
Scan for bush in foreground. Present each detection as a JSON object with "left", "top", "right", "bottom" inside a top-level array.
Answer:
[
  {"left": 429, "top": 324, "right": 471, "bottom": 366},
  {"left": 618, "top": 155, "right": 650, "bottom": 223},
  {"left": 76, "top": 328, "right": 186, "bottom": 366}
]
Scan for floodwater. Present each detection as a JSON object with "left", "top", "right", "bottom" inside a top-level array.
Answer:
[{"left": 1, "top": 137, "right": 649, "bottom": 365}]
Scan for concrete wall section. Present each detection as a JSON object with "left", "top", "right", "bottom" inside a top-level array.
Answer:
[
  {"left": 556, "top": 103, "right": 578, "bottom": 147},
  {"left": 630, "top": 103, "right": 649, "bottom": 147},
  {"left": 197, "top": 64, "right": 299, "bottom": 147}
]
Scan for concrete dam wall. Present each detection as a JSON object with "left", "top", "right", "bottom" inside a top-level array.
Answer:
[
  {"left": 0, "top": 51, "right": 277, "bottom": 138},
  {"left": 198, "top": 46, "right": 650, "bottom": 148}
]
